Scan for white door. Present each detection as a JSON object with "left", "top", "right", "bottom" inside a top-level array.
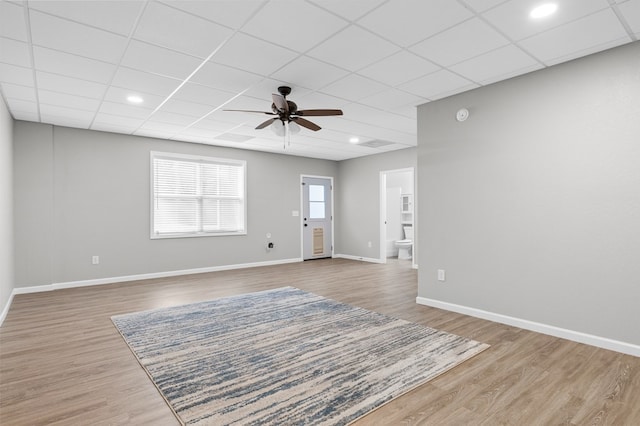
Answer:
[{"left": 302, "top": 176, "right": 332, "bottom": 260}]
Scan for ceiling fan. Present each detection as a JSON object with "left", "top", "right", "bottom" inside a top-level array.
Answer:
[{"left": 224, "top": 86, "right": 343, "bottom": 133}]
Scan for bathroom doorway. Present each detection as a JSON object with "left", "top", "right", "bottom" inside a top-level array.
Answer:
[{"left": 380, "top": 168, "right": 415, "bottom": 268}]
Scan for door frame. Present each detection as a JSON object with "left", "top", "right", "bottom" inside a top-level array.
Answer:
[
  {"left": 380, "top": 167, "right": 416, "bottom": 268},
  {"left": 300, "top": 174, "right": 334, "bottom": 260}
]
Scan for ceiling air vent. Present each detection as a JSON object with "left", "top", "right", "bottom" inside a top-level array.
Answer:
[
  {"left": 213, "top": 133, "right": 254, "bottom": 143},
  {"left": 358, "top": 140, "right": 394, "bottom": 148}
]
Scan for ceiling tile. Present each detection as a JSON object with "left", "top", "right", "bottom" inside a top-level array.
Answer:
[
  {"left": 147, "top": 110, "right": 197, "bottom": 126},
  {"left": 0, "top": 1, "right": 27, "bottom": 41},
  {"left": 91, "top": 120, "right": 141, "bottom": 134},
  {"left": 398, "top": 69, "right": 476, "bottom": 99},
  {"left": 27, "top": 0, "right": 143, "bottom": 36},
  {"left": 159, "top": 98, "right": 215, "bottom": 118},
  {"left": 5, "top": 98, "right": 38, "bottom": 115},
  {"left": 241, "top": 78, "right": 312, "bottom": 102},
  {"left": 120, "top": 40, "right": 203, "bottom": 80},
  {"left": 33, "top": 46, "right": 116, "bottom": 84},
  {"left": 38, "top": 89, "right": 101, "bottom": 111},
  {"left": 307, "top": 25, "right": 400, "bottom": 72},
  {"left": 40, "top": 103, "right": 95, "bottom": 121},
  {"left": 29, "top": 10, "right": 128, "bottom": 63},
  {"left": 190, "top": 61, "right": 263, "bottom": 93},
  {"left": 160, "top": 0, "right": 265, "bottom": 29},
  {"left": 394, "top": 104, "right": 419, "bottom": 119},
  {"left": 134, "top": 128, "right": 174, "bottom": 139},
  {"left": 320, "top": 74, "right": 388, "bottom": 102},
  {"left": 241, "top": 1, "right": 347, "bottom": 53},
  {"left": 134, "top": 1, "right": 232, "bottom": 58},
  {"left": 92, "top": 112, "right": 146, "bottom": 129},
  {"left": 111, "top": 67, "right": 181, "bottom": 97},
  {"left": 172, "top": 83, "right": 236, "bottom": 107},
  {"left": 308, "top": 0, "right": 386, "bottom": 21},
  {"left": 483, "top": 0, "right": 611, "bottom": 41},
  {"left": 461, "top": 0, "right": 508, "bottom": 13},
  {"left": 98, "top": 100, "right": 153, "bottom": 119},
  {"left": 296, "top": 92, "right": 351, "bottom": 109},
  {"left": 359, "top": 88, "right": 427, "bottom": 111},
  {"left": 271, "top": 56, "right": 349, "bottom": 90},
  {"left": 139, "top": 120, "right": 188, "bottom": 134},
  {"left": 40, "top": 114, "right": 92, "bottom": 129},
  {"left": 619, "top": 0, "right": 640, "bottom": 36},
  {"left": 1, "top": 82, "right": 36, "bottom": 102},
  {"left": 520, "top": 9, "right": 630, "bottom": 65},
  {"left": 341, "top": 103, "right": 416, "bottom": 134},
  {"left": 450, "top": 44, "right": 542, "bottom": 84},
  {"left": 210, "top": 33, "right": 298, "bottom": 76},
  {"left": 12, "top": 110, "right": 40, "bottom": 121},
  {"left": 36, "top": 70, "right": 106, "bottom": 99},
  {"left": 0, "top": 37, "right": 31, "bottom": 67},
  {"left": 188, "top": 117, "right": 237, "bottom": 133},
  {"left": 0, "top": 62, "right": 33, "bottom": 86},
  {"left": 177, "top": 127, "right": 225, "bottom": 140},
  {"left": 103, "top": 86, "right": 166, "bottom": 110},
  {"left": 357, "top": 0, "right": 473, "bottom": 47},
  {"left": 410, "top": 18, "right": 510, "bottom": 66},
  {"left": 324, "top": 118, "right": 415, "bottom": 145},
  {"left": 357, "top": 51, "right": 440, "bottom": 87}
]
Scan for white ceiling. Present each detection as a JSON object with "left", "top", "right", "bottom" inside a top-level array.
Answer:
[{"left": 0, "top": 0, "right": 638, "bottom": 161}]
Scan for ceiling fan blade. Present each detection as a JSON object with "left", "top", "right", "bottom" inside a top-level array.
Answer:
[
  {"left": 292, "top": 117, "right": 321, "bottom": 131},
  {"left": 255, "top": 118, "right": 278, "bottom": 129},
  {"left": 296, "top": 109, "right": 343, "bottom": 117},
  {"left": 272, "top": 93, "right": 289, "bottom": 113},
  {"left": 223, "top": 109, "right": 276, "bottom": 115}
]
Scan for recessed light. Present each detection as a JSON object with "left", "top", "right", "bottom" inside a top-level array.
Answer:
[
  {"left": 349, "top": 137, "right": 359, "bottom": 144},
  {"left": 530, "top": 3, "right": 558, "bottom": 19},
  {"left": 127, "top": 95, "right": 144, "bottom": 104}
]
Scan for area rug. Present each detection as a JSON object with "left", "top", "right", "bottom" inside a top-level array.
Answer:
[{"left": 112, "top": 287, "right": 489, "bottom": 425}]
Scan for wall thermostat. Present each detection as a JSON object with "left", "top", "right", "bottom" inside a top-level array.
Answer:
[{"left": 456, "top": 108, "right": 469, "bottom": 122}]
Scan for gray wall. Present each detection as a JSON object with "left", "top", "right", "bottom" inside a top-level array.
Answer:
[
  {"left": 0, "top": 99, "right": 13, "bottom": 310},
  {"left": 417, "top": 42, "right": 640, "bottom": 345},
  {"left": 13, "top": 123, "right": 337, "bottom": 287},
  {"left": 336, "top": 147, "right": 416, "bottom": 260}
]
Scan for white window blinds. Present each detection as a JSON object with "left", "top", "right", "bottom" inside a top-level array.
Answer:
[{"left": 151, "top": 152, "right": 246, "bottom": 238}]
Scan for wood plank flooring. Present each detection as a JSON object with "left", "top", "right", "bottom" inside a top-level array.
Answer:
[{"left": 1, "top": 258, "right": 638, "bottom": 425}]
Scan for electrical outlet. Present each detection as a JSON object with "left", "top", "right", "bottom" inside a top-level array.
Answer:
[
  {"left": 367, "top": 241, "right": 372, "bottom": 248},
  {"left": 92, "top": 255, "right": 100, "bottom": 265},
  {"left": 437, "top": 269, "right": 446, "bottom": 281}
]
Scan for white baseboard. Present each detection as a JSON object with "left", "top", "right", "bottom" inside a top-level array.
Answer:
[
  {"left": 1, "top": 258, "right": 302, "bottom": 327},
  {"left": 333, "top": 254, "right": 384, "bottom": 264},
  {"left": 0, "top": 292, "right": 15, "bottom": 327},
  {"left": 416, "top": 296, "right": 640, "bottom": 358}
]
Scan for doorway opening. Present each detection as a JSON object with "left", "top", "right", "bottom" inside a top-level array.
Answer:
[
  {"left": 380, "top": 168, "right": 415, "bottom": 268},
  {"left": 301, "top": 175, "right": 333, "bottom": 260}
]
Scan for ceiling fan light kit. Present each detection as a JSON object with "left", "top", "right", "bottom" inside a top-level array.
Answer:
[{"left": 224, "top": 86, "right": 343, "bottom": 145}]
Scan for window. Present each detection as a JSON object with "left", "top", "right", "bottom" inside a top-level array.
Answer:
[
  {"left": 151, "top": 152, "right": 246, "bottom": 238},
  {"left": 308, "top": 184, "right": 326, "bottom": 219}
]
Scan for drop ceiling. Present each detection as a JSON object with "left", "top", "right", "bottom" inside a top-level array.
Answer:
[{"left": 0, "top": 0, "right": 638, "bottom": 161}]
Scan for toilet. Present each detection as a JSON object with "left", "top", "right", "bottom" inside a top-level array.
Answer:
[{"left": 395, "top": 226, "right": 413, "bottom": 260}]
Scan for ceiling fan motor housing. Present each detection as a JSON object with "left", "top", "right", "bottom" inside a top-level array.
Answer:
[
  {"left": 271, "top": 101, "right": 298, "bottom": 115},
  {"left": 223, "top": 85, "right": 342, "bottom": 132}
]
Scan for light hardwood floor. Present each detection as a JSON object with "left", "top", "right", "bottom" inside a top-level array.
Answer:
[{"left": 1, "top": 258, "right": 638, "bottom": 425}]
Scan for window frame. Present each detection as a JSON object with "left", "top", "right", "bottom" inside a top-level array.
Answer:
[{"left": 150, "top": 151, "right": 247, "bottom": 239}]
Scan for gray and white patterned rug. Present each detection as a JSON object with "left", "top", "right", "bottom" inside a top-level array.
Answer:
[{"left": 112, "top": 287, "right": 489, "bottom": 425}]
